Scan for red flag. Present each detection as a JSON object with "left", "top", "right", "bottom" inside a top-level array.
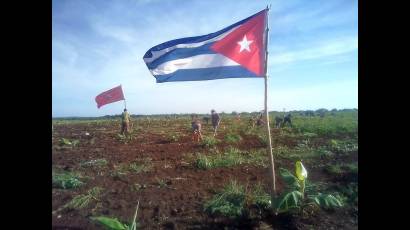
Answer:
[
  {"left": 211, "top": 10, "right": 266, "bottom": 76},
  {"left": 95, "top": 85, "right": 125, "bottom": 109}
]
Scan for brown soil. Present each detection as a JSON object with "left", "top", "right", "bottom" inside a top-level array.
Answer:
[{"left": 52, "top": 122, "right": 357, "bottom": 230}]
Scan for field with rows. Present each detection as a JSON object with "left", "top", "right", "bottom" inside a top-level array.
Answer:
[{"left": 52, "top": 110, "right": 358, "bottom": 229}]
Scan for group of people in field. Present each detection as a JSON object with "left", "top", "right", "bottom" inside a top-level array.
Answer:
[{"left": 118, "top": 108, "right": 292, "bottom": 142}]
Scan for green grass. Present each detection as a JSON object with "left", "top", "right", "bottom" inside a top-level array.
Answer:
[
  {"left": 64, "top": 187, "right": 103, "bottom": 210},
  {"left": 80, "top": 158, "right": 108, "bottom": 168},
  {"left": 274, "top": 146, "right": 316, "bottom": 161},
  {"left": 156, "top": 178, "right": 168, "bottom": 188},
  {"left": 110, "top": 164, "right": 129, "bottom": 178},
  {"left": 117, "top": 133, "right": 135, "bottom": 143},
  {"left": 204, "top": 181, "right": 247, "bottom": 218},
  {"left": 328, "top": 139, "right": 358, "bottom": 155},
  {"left": 292, "top": 112, "right": 357, "bottom": 137},
  {"left": 167, "top": 133, "right": 180, "bottom": 142},
  {"left": 201, "top": 136, "right": 219, "bottom": 148},
  {"left": 204, "top": 181, "right": 272, "bottom": 219},
  {"left": 52, "top": 171, "right": 84, "bottom": 189},
  {"left": 337, "top": 183, "right": 358, "bottom": 205},
  {"left": 344, "top": 162, "right": 358, "bottom": 174},
  {"left": 224, "top": 133, "right": 242, "bottom": 143},
  {"left": 324, "top": 164, "right": 344, "bottom": 175},
  {"left": 129, "top": 158, "right": 153, "bottom": 173},
  {"left": 251, "top": 183, "right": 271, "bottom": 210},
  {"left": 324, "top": 162, "right": 358, "bottom": 176},
  {"left": 59, "top": 138, "right": 80, "bottom": 147},
  {"left": 195, "top": 148, "right": 267, "bottom": 169}
]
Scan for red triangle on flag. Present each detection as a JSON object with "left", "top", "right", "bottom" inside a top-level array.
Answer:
[{"left": 211, "top": 10, "right": 267, "bottom": 76}]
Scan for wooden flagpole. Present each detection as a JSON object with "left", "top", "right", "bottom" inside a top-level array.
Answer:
[{"left": 264, "top": 5, "right": 277, "bottom": 205}]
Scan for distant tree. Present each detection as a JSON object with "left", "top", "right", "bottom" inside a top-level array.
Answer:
[
  {"left": 305, "top": 110, "right": 315, "bottom": 116},
  {"left": 316, "top": 108, "right": 328, "bottom": 118}
]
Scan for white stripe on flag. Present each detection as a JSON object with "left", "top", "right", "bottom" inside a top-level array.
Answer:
[
  {"left": 149, "top": 54, "right": 240, "bottom": 75},
  {"left": 143, "top": 25, "right": 240, "bottom": 64}
]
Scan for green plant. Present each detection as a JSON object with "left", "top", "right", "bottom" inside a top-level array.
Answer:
[
  {"left": 204, "top": 181, "right": 274, "bottom": 219},
  {"left": 129, "top": 158, "right": 153, "bottom": 173},
  {"left": 64, "top": 187, "right": 103, "bottom": 210},
  {"left": 91, "top": 203, "right": 140, "bottom": 230},
  {"left": 111, "top": 164, "right": 129, "bottom": 178},
  {"left": 274, "top": 162, "right": 343, "bottom": 214},
  {"left": 60, "top": 138, "right": 80, "bottom": 147},
  {"left": 224, "top": 133, "right": 242, "bottom": 143},
  {"left": 80, "top": 158, "right": 108, "bottom": 168},
  {"left": 345, "top": 163, "right": 358, "bottom": 174},
  {"left": 196, "top": 154, "right": 212, "bottom": 169},
  {"left": 117, "top": 133, "right": 134, "bottom": 143},
  {"left": 195, "top": 148, "right": 265, "bottom": 169},
  {"left": 328, "top": 139, "right": 358, "bottom": 155},
  {"left": 167, "top": 133, "right": 180, "bottom": 142},
  {"left": 338, "top": 183, "right": 358, "bottom": 205},
  {"left": 251, "top": 184, "right": 271, "bottom": 211},
  {"left": 303, "top": 132, "right": 318, "bottom": 138},
  {"left": 275, "top": 190, "right": 304, "bottom": 213},
  {"left": 131, "top": 183, "right": 147, "bottom": 192},
  {"left": 257, "top": 134, "right": 268, "bottom": 146},
  {"left": 309, "top": 193, "right": 343, "bottom": 210},
  {"left": 156, "top": 178, "right": 168, "bottom": 188},
  {"left": 204, "top": 181, "right": 247, "bottom": 218},
  {"left": 52, "top": 171, "right": 84, "bottom": 189},
  {"left": 201, "top": 136, "right": 219, "bottom": 148},
  {"left": 315, "top": 147, "right": 335, "bottom": 159},
  {"left": 324, "top": 163, "right": 358, "bottom": 176},
  {"left": 324, "top": 164, "right": 344, "bottom": 175}
]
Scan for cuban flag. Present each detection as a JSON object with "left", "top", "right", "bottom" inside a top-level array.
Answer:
[{"left": 143, "top": 9, "right": 268, "bottom": 83}]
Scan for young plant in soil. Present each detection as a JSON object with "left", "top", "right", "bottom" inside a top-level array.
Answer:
[
  {"left": 224, "top": 132, "right": 242, "bottom": 144},
  {"left": 52, "top": 171, "right": 84, "bottom": 189},
  {"left": 201, "top": 136, "right": 219, "bottom": 148},
  {"left": 63, "top": 187, "right": 103, "bottom": 210},
  {"left": 92, "top": 201, "right": 140, "bottom": 230},
  {"left": 80, "top": 158, "right": 108, "bottom": 168},
  {"left": 204, "top": 180, "right": 247, "bottom": 219},
  {"left": 274, "top": 161, "right": 343, "bottom": 216},
  {"left": 204, "top": 181, "right": 272, "bottom": 219},
  {"left": 59, "top": 138, "right": 80, "bottom": 148},
  {"left": 129, "top": 158, "right": 153, "bottom": 174}
]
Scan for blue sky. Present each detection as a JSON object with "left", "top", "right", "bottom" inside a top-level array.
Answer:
[{"left": 52, "top": 0, "right": 358, "bottom": 117}]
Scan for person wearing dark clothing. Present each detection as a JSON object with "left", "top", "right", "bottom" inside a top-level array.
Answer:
[
  {"left": 283, "top": 113, "right": 292, "bottom": 127},
  {"left": 211, "top": 110, "right": 220, "bottom": 130},
  {"left": 211, "top": 110, "right": 221, "bottom": 136}
]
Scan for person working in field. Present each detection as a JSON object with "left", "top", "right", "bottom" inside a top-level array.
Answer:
[
  {"left": 191, "top": 116, "right": 203, "bottom": 142},
  {"left": 256, "top": 112, "right": 265, "bottom": 127},
  {"left": 211, "top": 109, "right": 221, "bottom": 136},
  {"left": 121, "top": 108, "right": 131, "bottom": 135}
]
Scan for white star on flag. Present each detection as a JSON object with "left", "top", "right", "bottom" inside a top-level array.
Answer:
[{"left": 237, "top": 35, "right": 253, "bottom": 53}]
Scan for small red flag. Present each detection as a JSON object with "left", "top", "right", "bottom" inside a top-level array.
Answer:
[{"left": 95, "top": 85, "right": 125, "bottom": 109}]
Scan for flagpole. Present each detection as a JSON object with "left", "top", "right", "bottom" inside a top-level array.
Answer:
[
  {"left": 264, "top": 5, "right": 277, "bottom": 206},
  {"left": 121, "top": 84, "right": 127, "bottom": 110}
]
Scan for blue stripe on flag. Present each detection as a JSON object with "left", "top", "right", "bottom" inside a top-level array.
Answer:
[
  {"left": 154, "top": 66, "right": 262, "bottom": 83},
  {"left": 143, "top": 9, "right": 266, "bottom": 59},
  {"left": 146, "top": 43, "right": 215, "bottom": 69}
]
